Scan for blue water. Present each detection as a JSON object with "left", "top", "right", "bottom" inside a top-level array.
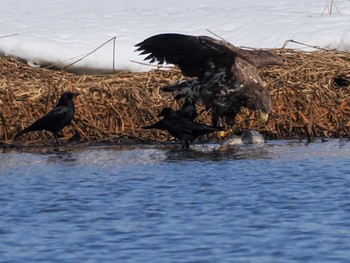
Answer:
[{"left": 1, "top": 140, "right": 350, "bottom": 263}]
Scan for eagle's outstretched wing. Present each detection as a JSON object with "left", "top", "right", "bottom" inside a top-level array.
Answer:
[{"left": 135, "top": 33, "right": 235, "bottom": 80}]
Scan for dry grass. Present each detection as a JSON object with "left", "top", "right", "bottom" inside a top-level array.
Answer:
[
  {"left": 263, "top": 48, "right": 350, "bottom": 140},
  {"left": 0, "top": 48, "right": 349, "bottom": 146}
]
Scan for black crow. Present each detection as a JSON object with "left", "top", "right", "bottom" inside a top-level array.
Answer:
[
  {"left": 175, "top": 98, "right": 198, "bottom": 122},
  {"left": 14, "top": 91, "right": 80, "bottom": 146},
  {"left": 143, "top": 107, "right": 224, "bottom": 149}
]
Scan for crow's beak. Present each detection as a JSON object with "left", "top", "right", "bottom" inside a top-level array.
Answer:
[
  {"left": 73, "top": 92, "right": 81, "bottom": 97},
  {"left": 259, "top": 110, "right": 269, "bottom": 124}
]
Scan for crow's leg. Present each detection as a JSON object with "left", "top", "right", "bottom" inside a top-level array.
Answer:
[
  {"left": 54, "top": 133, "right": 63, "bottom": 147},
  {"left": 180, "top": 140, "right": 190, "bottom": 150},
  {"left": 57, "top": 130, "right": 65, "bottom": 138}
]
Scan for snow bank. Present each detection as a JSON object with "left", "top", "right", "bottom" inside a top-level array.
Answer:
[{"left": 1, "top": 0, "right": 350, "bottom": 73}]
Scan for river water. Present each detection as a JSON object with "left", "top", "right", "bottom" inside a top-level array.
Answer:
[{"left": 1, "top": 139, "right": 350, "bottom": 263}]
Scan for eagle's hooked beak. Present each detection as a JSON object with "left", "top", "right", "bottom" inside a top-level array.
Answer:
[{"left": 259, "top": 110, "right": 269, "bottom": 124}]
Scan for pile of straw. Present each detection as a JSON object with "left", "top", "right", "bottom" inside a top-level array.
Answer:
[
  {"left": 265, "top": 48, "right": 350, "bottom": 140},
  {"left": 0, "top": 47, "right": 349, "bottom": 146}
]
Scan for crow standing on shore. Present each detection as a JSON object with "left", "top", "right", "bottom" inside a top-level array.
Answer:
[
  {"left": 143, "top": 107, "right": 224, "bottom": 149},
  {"left": 14, "top": 91, "right": 80, "bottom": 146}
]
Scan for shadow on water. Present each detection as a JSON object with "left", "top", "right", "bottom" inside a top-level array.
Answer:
[
  {"left": 162, "top": 143, "right": 270, "bottom": 163},
  {"left": 45, "top": 150, "right": 78, "bottom": 164}
]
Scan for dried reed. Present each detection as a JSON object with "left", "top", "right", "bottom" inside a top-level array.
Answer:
[{"left": 0, "top": 47, "right": 349, "bottom": 146}]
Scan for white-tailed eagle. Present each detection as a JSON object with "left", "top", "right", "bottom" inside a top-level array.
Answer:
[{"left": 135, "top": 33, "right": 283, "bottom": 127}]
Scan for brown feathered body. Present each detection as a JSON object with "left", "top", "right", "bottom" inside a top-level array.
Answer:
[{"left": 136, "top": 33, "right": 283, "bottom": 127}]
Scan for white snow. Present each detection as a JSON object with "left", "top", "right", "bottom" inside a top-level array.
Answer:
[{"left": 1, "top": 0, "right": 350, "bottom": 73}]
